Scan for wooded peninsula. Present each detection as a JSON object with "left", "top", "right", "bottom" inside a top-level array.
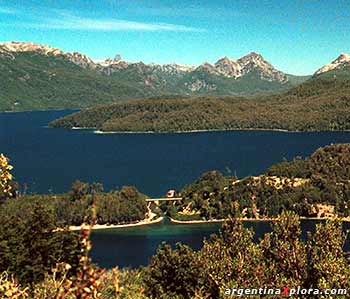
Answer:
[{"left": 50, "top": 77, "right": 350, "bottom": 133}]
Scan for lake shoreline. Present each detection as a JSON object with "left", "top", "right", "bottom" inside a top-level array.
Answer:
[
  {"left": 93, "top": 127, "right": 294, "bottom": 135},
  {"left": 62, "top": 214, "right": 350, "bottom": 231},
  {"left": 169, "top": 216, "right": 350, "bottom": 224},
  {"left": 0, "top": 108, "right": 80, "bottom": 114},
  {"left": 169, "top": 217, "right": 276, "bottom": 224},
  {"left": 90, "top": 127, "right": 350, "bottom": 135},
  {"left": 68, "top": 216, "right": 164, "bottom": 231}
]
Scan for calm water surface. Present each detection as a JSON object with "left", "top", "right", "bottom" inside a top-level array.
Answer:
[
  {"left": 2, "top": 110, "right": 350, "bottom": 268},
  {"left": 2, "top": 109, "right": 350, "bottom": 197}
]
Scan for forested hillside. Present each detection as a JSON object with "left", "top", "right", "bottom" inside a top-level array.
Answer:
[
  {"left": 168, "top": 144, "right": 350, "bottom": 221},
  {"left": 0, "top": 52, "right": 146, "bottom": 111},
  {"left": 50, "top": 76, "right": 350, "bottom": 132}
]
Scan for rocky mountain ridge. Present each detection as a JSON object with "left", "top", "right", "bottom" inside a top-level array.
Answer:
[
  {"left": 0, "top": 41, "right": 287, "bottom": 82},
  {"left": 4, "top": 41, "right": 349, "bottom": 81},
  {"left": 1, "top": 41, "right": 334, "bottom": 111},
  {"left": 201, "top": 52, "right": 288, "bottom": 82},
  {"left": 0, "top": 41, "right": 97, "bottom": 69}
]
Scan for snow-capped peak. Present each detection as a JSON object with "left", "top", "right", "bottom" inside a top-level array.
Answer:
[
  {"left": 0, "top": 41, "right": 98, "bottom": 69},
  {"left": 0, "top": 41, "right": 288, "bottom": 82},
  {"left": 0, "top": 41, "right": 63, "bottom": 56},
  {"left": 236, "top": 52, "right": 287, "bottom": 82},
  {"left": 315, "top": 53, "right": 350, "bottom": 75},
  {"left": 96, "top": 55, "right": 125, "bottom": 67},
  {"left": 214, "top": 56, "right": 242, "bottom": 78}
]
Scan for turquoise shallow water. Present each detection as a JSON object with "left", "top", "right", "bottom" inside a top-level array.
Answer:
[{"left": 90, "top": 219, "right": 350, "bottom": 269}]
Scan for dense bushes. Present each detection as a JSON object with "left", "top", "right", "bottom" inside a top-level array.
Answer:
[
  {"left": 267, "top": 157, "right": 311, "bottom": 178},
  {"left": 16, "top": 181, "right": 148, "bottom": 227},
  {"left": 144, "top": 212, "right": 350, "bottom": 299},
  {"left": 0, "top": 198, "right": 81, "bottom": 286},
  {"left": 267, "top": 143, "right": 350, "bottom": 180},
  {"left": 144, "top": 243, "right": 204, "bottom": 299},
  {"left": 51, "top": 182, "right": 148, "bottom": 226}
]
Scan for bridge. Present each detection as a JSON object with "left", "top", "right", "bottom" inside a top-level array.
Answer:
[{"left": 146, "top": 197, "right": 182, "bottom": 203}]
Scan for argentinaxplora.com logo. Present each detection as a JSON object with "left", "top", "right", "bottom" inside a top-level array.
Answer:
[{"left": 224, "top": 286, "right": 348, "bottom": 297}]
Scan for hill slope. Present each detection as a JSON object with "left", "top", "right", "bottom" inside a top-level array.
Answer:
[{"left": 0, "top": 51, "right": 146, "bottom": 111}]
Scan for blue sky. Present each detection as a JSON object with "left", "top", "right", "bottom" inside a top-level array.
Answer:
[{"left": 0, "top": 0, "right": 349, "bottom": 75}]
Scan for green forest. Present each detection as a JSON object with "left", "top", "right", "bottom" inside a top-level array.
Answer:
[
  {"left": 1, "top": 145, "right": 350, "bottom": 298},
  {"left": 50, "top": 76, "right": 350, "bottom": 132},
  {"left": 1, "top": 180, "right": 148, "bottom": 227}
]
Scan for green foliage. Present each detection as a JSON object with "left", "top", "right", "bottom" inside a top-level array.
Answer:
[
  {"left": 144, "top": 243, "right": 204, "bottom": 299},
  {"left": 260, "top": 212, "right": 307, "bottom": 287},
  {"left": 69, "top": 180, "right": 104, "bottom": 202},
  {"left": 309, "top": 143, "right": 350, "bottom": 181},
  {"left": 198, "top": 219, "right": 260, "bottom": 297},
  {"left": 2, "top": 210, "right": 349, "bottom": 298},
  {"left": 307, "top": 220, "right": 350, "bottom": 293},
  {"left": 267, "top": 157, "right": 311, "bottom": 178},
  {"left": 95, "top": 186, "right": 148, "bottom": 225},
  {"left": 54, "top": 182, "right": 148, "bottom": 226},
  {"left": 0, "top": 197, "right": 81, "bottom": 286},
  {"left": 98, "top": 268, "right": 146, "bottom": 299},
  {"left": 178, "top": 171, "right": 231, "bottom": 216},
  {"left": 268, "top": 144, "right": 350, "bottom": 181}
]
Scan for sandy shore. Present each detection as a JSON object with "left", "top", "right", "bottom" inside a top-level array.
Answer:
[
  {"left": 68, "top": 216, "right": 164, "bottom": 231},
  {"left": 169, "top": 218, "right": 226, "bottom": 224},
  {"left": 170, "top": 216, "right": 350, "bottom": 224},
  {"left": 72, "top": 126, "right": 96, "bottom": 130},
  {"left": 94, "top": 127, "right": 294, "bottom": 135},
  {"left": 169, "top": 217, "right": 276, "bottom": 224}
]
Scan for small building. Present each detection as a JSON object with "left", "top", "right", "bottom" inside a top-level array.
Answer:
[{"left": 167, "top": 190, "right": 176, "bottom": 198}]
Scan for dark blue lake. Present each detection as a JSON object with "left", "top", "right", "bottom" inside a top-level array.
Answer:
[
  {"left": 2, "top": 109, "right": 350, "bottom": 268},
  {"left": 2, "top": 109, "right": 350, "bottom": 197}
]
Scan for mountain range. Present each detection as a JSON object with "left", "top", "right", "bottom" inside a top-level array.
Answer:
[{"left": 0, "top": 41, "right": 349, "bottom": 111}]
